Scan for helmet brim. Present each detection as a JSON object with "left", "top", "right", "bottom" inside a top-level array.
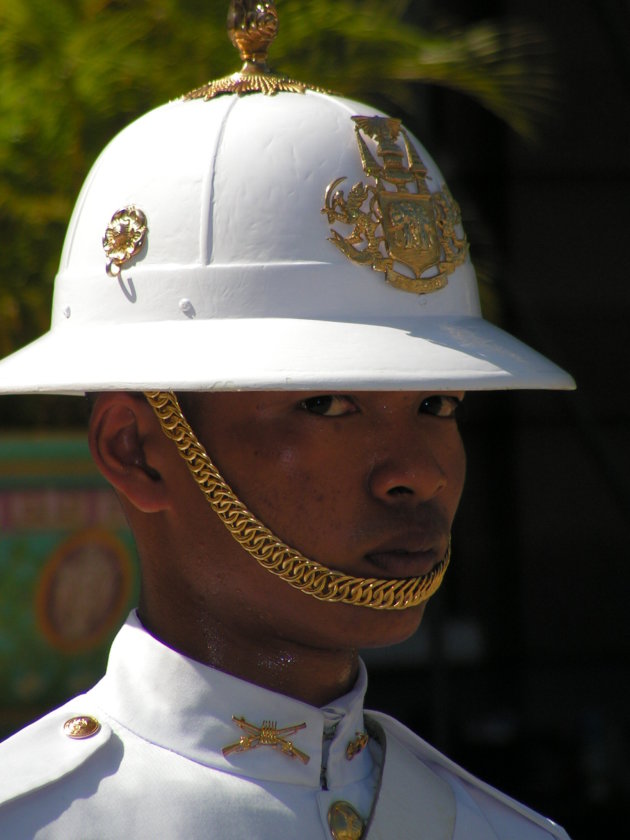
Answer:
[{"left": 0, "top": 315, "right": 574, "bottom": 394}]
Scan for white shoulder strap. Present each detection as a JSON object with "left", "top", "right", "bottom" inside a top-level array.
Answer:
[
  {"left": 0, "top": 700, "right": 111, "bottom": 808},
  {"left": 366, "top": 711, "right": 571, "bottom": 840},
  {"left": 364, "top": 716, "right": 456, "bottom": 840}
]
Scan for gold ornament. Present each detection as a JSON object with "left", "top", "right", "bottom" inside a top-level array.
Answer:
[
  {"left": 103, "top": 206, "right": 148, "bottom": 278},
  {"left": 345, "top": 731, "right": 369, "bottom": 761},
  {"left": 323, "top": 116, "right": 468, "bottom": 293},
  {"left": 222, "top": 716, "right": 310, "bottom": 764},
  {"left": 145, "top": 391, "right": 451, "bottom": 611},
  {"left": 63, "top": 716, "right": 101, "bottom": 740},
  {"left": 184, "top": 0, "right": 331, "bottom": 101},
  {"left": 328, "top": 801, "right": 365, "bottom": 840}
]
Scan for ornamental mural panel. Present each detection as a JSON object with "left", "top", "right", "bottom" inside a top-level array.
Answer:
[{"left": 0, "top": 435, "right": 138, "bottom": 738}]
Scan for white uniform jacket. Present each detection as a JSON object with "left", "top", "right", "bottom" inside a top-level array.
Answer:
[{"left": 0, "top": 613, "right": 571, "bottom": 839}]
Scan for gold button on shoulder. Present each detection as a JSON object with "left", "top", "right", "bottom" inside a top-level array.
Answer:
[
  {"left": 63, "top": 716, "right": 101, "bottom": 740},
  {"left": 328, "top": 800, "right": 365, "bottom": 840}
]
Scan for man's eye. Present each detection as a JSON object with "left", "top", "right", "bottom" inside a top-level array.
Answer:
[
  {"left": 300, "top": 395, "right": 357, "bottom": 417},
  {"left": 420, "top": 395, "right": 462, "bottom": 419}
]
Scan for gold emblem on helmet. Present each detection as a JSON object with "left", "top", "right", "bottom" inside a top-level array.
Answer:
[
  {"left": 323, "top": 116, "right": 468, "bottom": 293},
  {"left": 103, "top": 206, "right": 148, "bottom": 277}
]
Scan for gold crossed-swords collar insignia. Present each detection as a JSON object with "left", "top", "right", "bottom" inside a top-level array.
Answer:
[{"left": 222, "top": 716, "right": 310, "bottom": 764}]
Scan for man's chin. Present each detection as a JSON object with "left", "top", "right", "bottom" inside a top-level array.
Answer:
[{"left": 336, "top": 598, "right": 429, "bottom": 650}]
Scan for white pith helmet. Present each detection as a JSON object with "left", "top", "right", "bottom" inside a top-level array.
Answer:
[{"left": 0, "top": 4, "right": 574, "bottom": 396}]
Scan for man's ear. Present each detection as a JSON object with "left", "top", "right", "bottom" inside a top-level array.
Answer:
[{"left": 88, "top": 392, "right": 171, "bottom": 513}]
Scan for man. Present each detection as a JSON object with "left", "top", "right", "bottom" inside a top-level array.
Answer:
[{"left": 0, "top": 2, "right": 574, "bottom": 837}]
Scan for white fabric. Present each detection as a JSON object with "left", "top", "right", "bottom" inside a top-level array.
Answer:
[
  {"left": 0, "top": 613, "right": 571, "bottom": 839},
  {"left": 366, "top": 714, "right": 571, "bottom": 840}
]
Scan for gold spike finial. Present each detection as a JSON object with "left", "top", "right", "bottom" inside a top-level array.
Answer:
[
  {"left": 227, "top": 1, "right": 279, "bottom": 71},
  {"left": 183, "top": 0, "right": 332, "bottom": 101}
]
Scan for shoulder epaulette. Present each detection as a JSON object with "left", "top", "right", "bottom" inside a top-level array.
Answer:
[{"left": 0, "top": 698, "right": 111, "bottom": 808}]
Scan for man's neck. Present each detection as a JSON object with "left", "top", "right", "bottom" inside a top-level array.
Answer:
[{"left": 137, "top": 605, "right": 361, "bottom": 707}]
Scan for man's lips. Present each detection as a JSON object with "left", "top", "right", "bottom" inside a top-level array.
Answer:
[{"left": 364, "top": 535, "right": 446, "bottom": 577}]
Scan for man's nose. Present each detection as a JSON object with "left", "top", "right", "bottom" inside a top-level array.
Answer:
[{"left": 367, "top": 435, "right": 447, "bottom": 504}]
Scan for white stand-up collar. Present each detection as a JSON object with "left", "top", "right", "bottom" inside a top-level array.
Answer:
[{"left": 89, "top": 611, "right": 375, "bottom": 791}]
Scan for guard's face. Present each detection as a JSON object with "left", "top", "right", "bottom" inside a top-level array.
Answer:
[{"left": 163, "top": 390, "right": 466, "bottom": 653}]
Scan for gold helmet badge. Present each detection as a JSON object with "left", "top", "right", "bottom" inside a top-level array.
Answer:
[{"left": 323, "top": 116, "right": 468, "bottom": 294}]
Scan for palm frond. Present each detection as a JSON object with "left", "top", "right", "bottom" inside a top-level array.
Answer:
[{"left": 276, "top": 3, "right": 554, "bottom": 139}]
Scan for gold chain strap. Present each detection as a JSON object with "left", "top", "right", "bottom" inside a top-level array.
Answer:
[{"left": 145, "top": 391, "right": 450, "bottom": 610}]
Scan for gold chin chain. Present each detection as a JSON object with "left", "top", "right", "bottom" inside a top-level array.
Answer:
[{"left": 145, "top": 391, "right": 450, "bottom": 610}]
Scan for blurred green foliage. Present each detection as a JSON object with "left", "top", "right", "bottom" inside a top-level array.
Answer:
[{"left": 0, "top": 0, "right": 551, "bottom": 367}]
